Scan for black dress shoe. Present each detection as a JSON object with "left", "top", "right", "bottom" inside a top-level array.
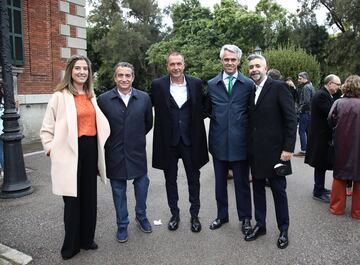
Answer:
[
  {"left": 241, "top": 219, "right": 252, "bottom": 236},
  {"left": 168, "top": 215, "right": 180, "bottom": 231},
  {"left": 190, "top": 217, "right": 202, "bottom": 233},
  {"left": 277, "top": 230, "right": 289, "bottom": 249},
  {"left": 209, "top": 217, "right": 229, "bottom": 230},
  {"left": 313, "top": 193, "right": 330, "bottom": 203},
  {"left": 244, "top": 225, "right": 266, "bottom": 241}
]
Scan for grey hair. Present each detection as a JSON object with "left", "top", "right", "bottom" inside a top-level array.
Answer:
[
  {"left": 113, "top": 62, "right": 135, "bottom": 77},
  {"left": 324, "top": 74, "right": 339, "bottom": 85},
  {"left": 298, "top": 71, "right": 309, "bottom": 81},
  {"left": 247, "top": 54, "right": 267, "bottom": 66},
  {"left": 219, "top": 44, "right": 242, "bottom": 60}
]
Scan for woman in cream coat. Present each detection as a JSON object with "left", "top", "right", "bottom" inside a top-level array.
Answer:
[{"left": 40, "top": 55, "right": 110, "bottom": 260}]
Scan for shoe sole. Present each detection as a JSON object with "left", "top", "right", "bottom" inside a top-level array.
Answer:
[
  {"left": 277, "top": 241, "right": 289, "bottom": 249},
  {"left": 135, "top": 218, "right": 152, "bottom": 233},
  {"left": 117, "top": 237, "right": 128, "bottom": 243},
  {"left": 244, "top": 231, "right": 266, "bottom": 241},
  {"left": 312, "top": 196, "right": 330, "bottom": 203}
]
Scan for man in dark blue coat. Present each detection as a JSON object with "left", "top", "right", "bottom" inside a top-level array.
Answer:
[
  {"left": 245, "top": 54, "right": 297, "bottom": 249},
  {"left": 151, "top": 52, "right": 209, "bottom": 233},
  {"left": 98, "top": 62, "right": 153, "bottom": 243},
  {"left": 205, "top": 44, "right": 253, "bottom": 235}
]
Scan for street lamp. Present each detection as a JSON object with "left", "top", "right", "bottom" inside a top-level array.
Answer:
[
  {"left": 254, "top": 45, "right": 262, "bottom": 55},
  {"left": 0, "top": 0, "right": 33, "bottom": 198}
]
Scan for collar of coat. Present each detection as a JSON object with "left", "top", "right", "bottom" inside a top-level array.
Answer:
[
  {"left": 214, "top": 70, "right": 248, "bottom": 85},
  {"left": 109, "top": 87, "right": 140, "bottom": 100}
]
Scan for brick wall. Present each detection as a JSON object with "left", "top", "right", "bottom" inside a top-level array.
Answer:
[
  {"left": 17, "top": 0, "right": 66, "bottom": 95},
  {"left": 17, "top": 0, "right": 87, "bottom": 95}
]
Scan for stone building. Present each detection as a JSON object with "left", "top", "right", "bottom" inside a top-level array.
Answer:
[{"left": 1, "top": 0, "right": 87, "bottom": 143}]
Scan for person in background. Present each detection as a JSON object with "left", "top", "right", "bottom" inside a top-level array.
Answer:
[
  {"left": 294, "top": 72, "right": 314, "bottom": 157},
  {"left": 245, "top": 54, "right": 297, "bottom": 249},
  {"left": 40, "top": 55, "right": 110, "bottom": 260},
  {"left": 328, "top": 75, "right": 360, "bottom": 219},
  {"left": 98, "top": 62, "right": 153, "bottom": 243},
  {"left": 267, "top": 69, "right": 282, "bottom": 80},
  {"left": 305, "top": 74, "right": 341, "bottom": 203},
  {"left": 151, "top": 52, "right": 208, "bottom": 233},
  {"left": 206, "top": 44, "right": 253, "bottom": 235},
  {"left": 285, "top": 77, "right": 298, "bottom": 106}
]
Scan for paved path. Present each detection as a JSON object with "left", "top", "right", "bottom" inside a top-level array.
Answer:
[{"left": 1, "top": 126, "right": 360, "bottom": 265}]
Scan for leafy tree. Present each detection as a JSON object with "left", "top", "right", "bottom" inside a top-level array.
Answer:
[
  {"left": 240, "top": 46, "right": 321, "bottom": 87},
  {"left": 297, "top": 0, "right": 360, "bottom": 79},
  {"left": 87, "top": 0, "right": 163, "bottom": 91}
]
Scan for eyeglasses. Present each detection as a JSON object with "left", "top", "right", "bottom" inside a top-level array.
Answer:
[{"left": 332, "top": 82, "right": 341, "bottom": 86}]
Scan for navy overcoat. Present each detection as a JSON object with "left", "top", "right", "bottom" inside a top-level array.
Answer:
[
  {"left": 206, "top": 71, "right": 253, "bottom": 161},
  {"left": 98, "top": 87, "right": 153, "bottom": 180}
]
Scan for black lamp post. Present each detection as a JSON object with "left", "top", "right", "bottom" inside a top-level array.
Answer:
[
  {"left": 0, "top": 0, "right": 33, "bottom": 198},
  {"left": 254, "top": 45, "right": 262, "bottom": 55}
]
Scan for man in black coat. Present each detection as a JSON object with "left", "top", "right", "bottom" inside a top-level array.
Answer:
[
  {"left": 305, "top": 74, "right": 342, "bottom": 203},
  {"left": 150, "top": 52, "right": 209, "bottom": 233},
  {"left": 245, "top": 54, "right": 297, "bottom": 249}
]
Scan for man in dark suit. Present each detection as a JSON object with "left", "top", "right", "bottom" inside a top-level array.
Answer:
[
  {"left": 305, "top": 74, "right": 341, "bottom": 203},
  {"left": 245, "top": 54, "right": 297, "bottom": 249},
  {"left": 150, "top": 52, "right": 209, "bottom": 232},
  {"left": 206, "top": 45, "right": 253, "bottom": 235}
]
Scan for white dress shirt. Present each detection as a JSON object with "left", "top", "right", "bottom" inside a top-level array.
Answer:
[
  {"left": 170, "top": 78, "right": 187, "bottom": 108},
  {"left": 118, "top": 88, "right": 132, "bottom": 107},
  {"left": 254, "top": 77, "right": 267, "bottom": 104}
]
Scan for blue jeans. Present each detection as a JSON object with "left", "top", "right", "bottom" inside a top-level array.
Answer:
[
  {"left": 110, "top": 175, "right": 149, "bottom": 229},
  {"left": 299, "top": 113, "right": 310, "bottom": 152}
]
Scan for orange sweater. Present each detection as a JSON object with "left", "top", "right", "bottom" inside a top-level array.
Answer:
[{"left": 74, "top": 94, "right": 97, "bottom": 137}]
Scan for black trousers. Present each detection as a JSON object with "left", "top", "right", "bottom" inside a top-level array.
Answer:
[
  {"left": 61, "top": 136, "right": 98, "bottom": 258},
  {"left": 313, "top": 167, "right": 327, "bottom": 196},
  {"left": 252, "top": 175, "right": 289, "bottom": 231},
  {"left": 164, "top": 140, "right": 200, "bottom": 218}
]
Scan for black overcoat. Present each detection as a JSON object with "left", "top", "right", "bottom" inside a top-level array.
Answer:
[
  {"left": 248, "top": 78, "right": 297, "bottom": 179},
  {"left": 150, "top": 75, "right": 209, "bottom": 170},
  {"left": 97, "top": 88, "right": 153, "bottom": 180},
  {"left": 305, "top": 88, "right": 334, "bottom": 170}
]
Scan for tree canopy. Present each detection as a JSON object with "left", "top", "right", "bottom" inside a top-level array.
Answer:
[{"left": 86, "top": 0, "right": 358, "bottom": 91}]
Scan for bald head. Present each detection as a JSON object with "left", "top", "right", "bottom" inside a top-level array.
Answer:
[{"left": 324, "top": 74, "right": 341, "bottom": 95}]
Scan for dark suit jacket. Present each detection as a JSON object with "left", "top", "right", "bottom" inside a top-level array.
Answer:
[
  {"left": 249, "top": 78, "right": 297, "bottom": 179},
  {"left": 206, "top": 71, "right": 253, "bottom": 161},
  {"left": 150, "top": 75, "right": 209, "bottom": 170},
  {"left": 98, "top": 87, "right": 153, "bottom": 180},
  {"left": 305, "top": 88, "right": 334, "bottom": 170}
]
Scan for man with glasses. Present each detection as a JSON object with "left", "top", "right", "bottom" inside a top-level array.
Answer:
[{"left": 305, "top": 74, "right": 342, "bottom": 203}]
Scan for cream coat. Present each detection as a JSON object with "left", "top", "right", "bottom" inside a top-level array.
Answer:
[{"left": 40, "top": 90, "right": 110, "bottom": 197}]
